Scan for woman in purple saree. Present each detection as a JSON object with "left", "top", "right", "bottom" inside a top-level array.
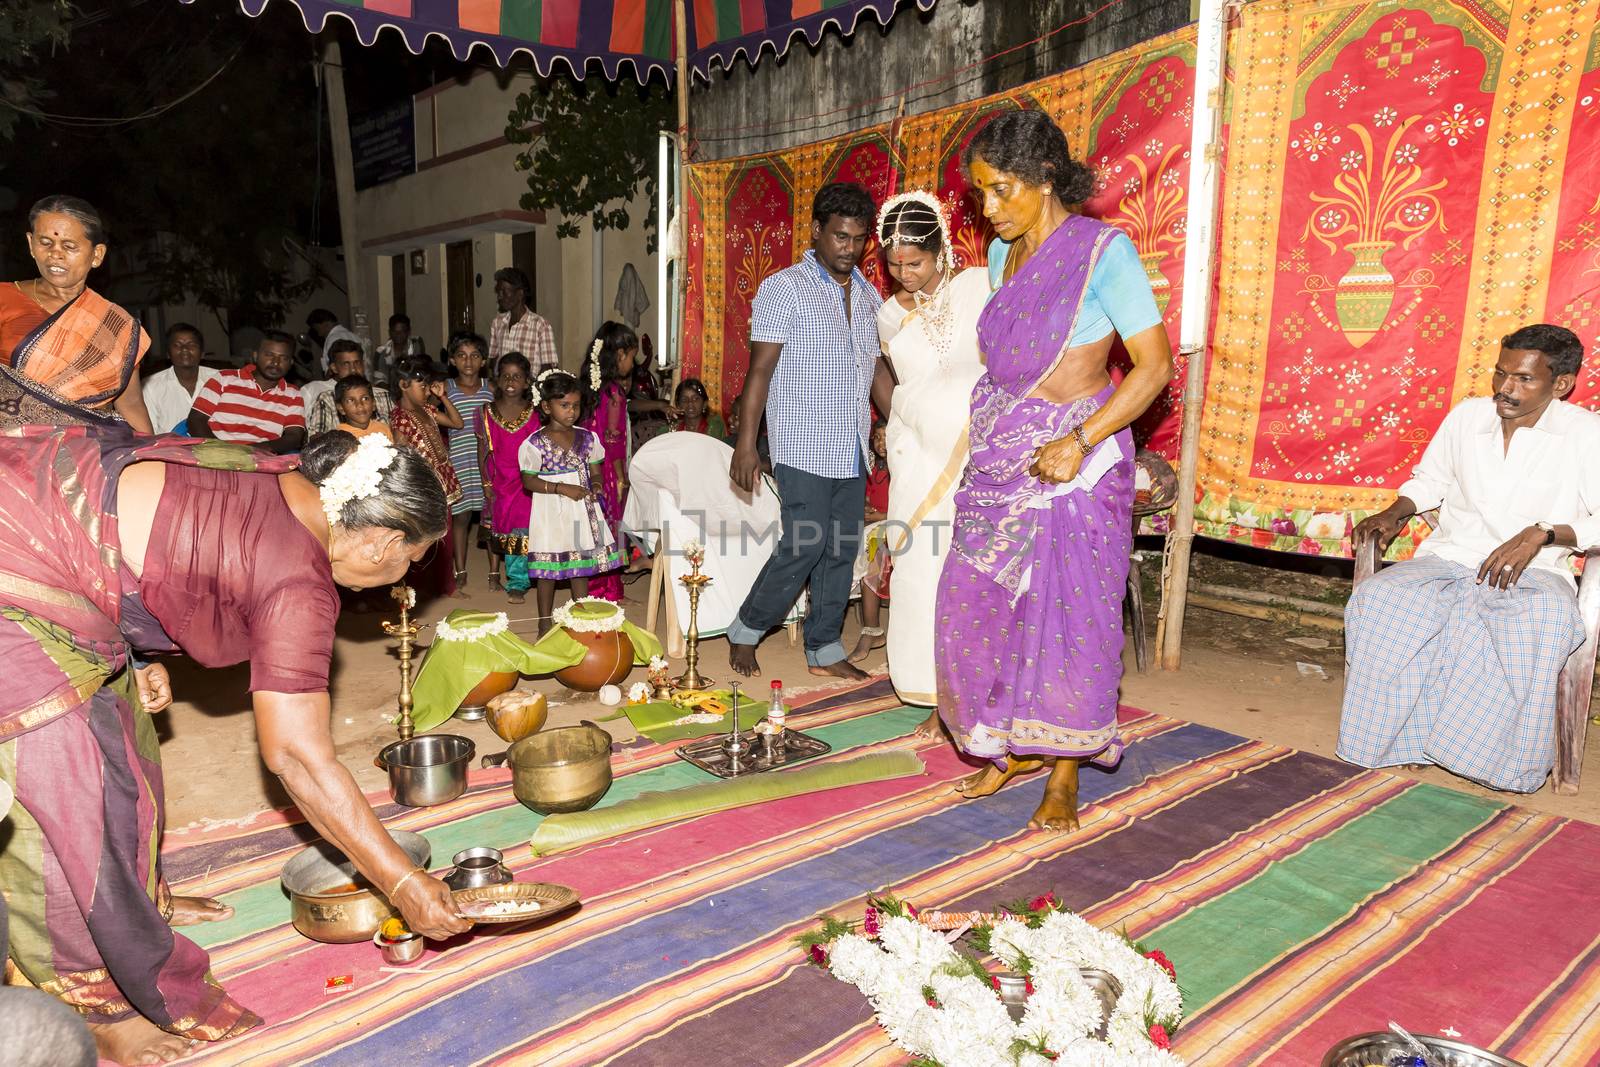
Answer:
[{"left": 935, "top": 111, "right": 1174, "bottom": 831}]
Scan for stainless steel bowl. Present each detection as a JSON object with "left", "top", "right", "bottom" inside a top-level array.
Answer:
[
  {"left": 1322, "top": 1033, "right": 1528, "bottom": 1067},
  {"left": 375, "top": 734, "right": 475, "bottom": 807},
  {"left": 442, "top": 846, "right": 513, "bottom": 891},
  {"left": 373, "top": 927, "right": 425, "bottom": 965},
  {"left": 281, "top": 830, "right": 431, "bottom": 944}
]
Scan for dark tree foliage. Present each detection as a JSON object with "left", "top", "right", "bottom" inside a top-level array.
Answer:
[{"left": 506, "top": 76, "right": 672, "bottom": 251}]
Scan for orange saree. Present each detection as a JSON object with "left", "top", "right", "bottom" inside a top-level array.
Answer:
[{"left": 7, "top": 285, "right": 149, "bottom": 408}]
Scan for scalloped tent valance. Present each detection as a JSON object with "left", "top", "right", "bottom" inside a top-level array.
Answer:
[{"left": 198, "top": 0, "right": 936, "bottom": 82}]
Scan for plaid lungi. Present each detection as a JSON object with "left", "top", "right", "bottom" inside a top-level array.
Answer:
[{"left": 1338, "top": 555, "right": 1584, "bottom": 792}]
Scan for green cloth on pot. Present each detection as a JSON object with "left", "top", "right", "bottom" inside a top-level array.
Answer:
[{"left": 408, "top": 607, "right": 666, "bottom": 732}]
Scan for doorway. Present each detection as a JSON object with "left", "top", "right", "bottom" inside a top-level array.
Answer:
[{"left": 446, "top": 239, "right": 474, "bottom": 335}]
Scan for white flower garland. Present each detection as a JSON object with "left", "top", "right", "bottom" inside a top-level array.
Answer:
[
  {"left": 815, "top": 904, "right": 1184, "bottom": 1067},
  {"left": 319, "top": 433, "right": 398, "bottom": 525},
  {"left": 876, "top": 188, "right": 958, "bottom": 275},
  {"left": 434, "top": 612, "right": 510, "bottom": 643},
  {"left": 587, "top": 338, "right": 604, "bottom": 392},
  {"left": 551, "top": 596, "right": 627, "bottom": 634}
]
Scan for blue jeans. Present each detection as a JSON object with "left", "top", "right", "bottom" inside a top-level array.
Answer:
[{"left": 727, "top": 463, "right": 864, "bottom": 667}]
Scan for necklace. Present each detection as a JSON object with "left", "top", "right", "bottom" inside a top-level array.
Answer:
[
  {"left": 906, "top": 272, "right": 957, "bottom": 361},
  {"left": 488, "top": 404, "right": 532, "bottom": 432}
]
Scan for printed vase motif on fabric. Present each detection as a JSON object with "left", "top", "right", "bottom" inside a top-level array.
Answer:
[
  {"left": 521, "top": 427, "right": 625, "bottom": 582},
  {"left": 935, "top": 216, "right": 1135, "bottom": 767}
]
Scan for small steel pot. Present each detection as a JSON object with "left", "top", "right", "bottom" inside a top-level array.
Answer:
[
  {"left": 375, "top": 734, "right": 475, "bottom": 807},
  {"left": 442, "top": 846, "right": 513, "bottom": 891},
  {"left": 373, "top": 927, "right": 425, "bottom": 965},
  {"left": 281, "top": 830, "right": 431, "bottom": 944}
]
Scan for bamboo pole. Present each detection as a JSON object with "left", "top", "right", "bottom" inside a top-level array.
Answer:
[
  {"left": 672, "top": 0, "right": 691, "bottom": 390},
  {"left": 1155, "top": 0, "right": 1232, "bottom": 670}
]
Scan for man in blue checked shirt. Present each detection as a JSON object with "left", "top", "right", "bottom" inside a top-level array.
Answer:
[{"left": 727, "top": 182, "right": 883, "bottom": 680}]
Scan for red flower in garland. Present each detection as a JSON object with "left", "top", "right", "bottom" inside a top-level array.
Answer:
[
  {"left": 925, "top": 995, "right": 939, "bottom": 1008},
  {"left": 1024, "top": 978, "right": 1035, "bottom": 996},
  {"left": 863, "top": 907, "right": 881, "bottom": 938},
  {"left": 1149, "top": 1024, "right": 1172, "bottom": 1050},
  {"left": 1143, "top": 949, "right": 1177, "bottom": 980},
  {"left": 809, "top": 944, "right": 828, "bottom": 967},
  {"left": 990, "top": 975, "right": 1001, "bottom": 991},
  {"left": 1029, "top": 892, "right": 1057, "bottom": 912}
]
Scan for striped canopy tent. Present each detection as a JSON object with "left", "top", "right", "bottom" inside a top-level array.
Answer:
[{"left": 222, "top": 0, "right": 936, "bottom": 81}]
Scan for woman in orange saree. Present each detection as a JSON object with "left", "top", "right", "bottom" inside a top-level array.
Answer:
[{"left": 1, "top": 195, "right": 152, "bottom": 432}]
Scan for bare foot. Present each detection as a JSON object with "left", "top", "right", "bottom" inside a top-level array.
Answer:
[
  {"left": 89, "top": 1016, "right": 195, "bottom": 1065},
  {"left": 1028, "top": 759, "right": 1081, "bottom": 832},
  {"left": 507, "top": 590, "right": 527, "bottom": 604},
  {"left": 911, "top": 709, "right": 946, "bottom": 743},
  {"left": 447, "top": 588, "right": 471, "bottom": 599},
  {"left": 729, "top": 642, "right": 760, "bottom": 677},
  {"left": 808, "top": 660, "right": 870, "bottom": 681},
  {"left": 954, "top": 754, "right": 1045, "bottom": 799},
  {"left": 168, "top": 895, "right": 234, "bottom": 926},
  {"left": 847, "top": 630, "right": 885, "bottom": 664}
]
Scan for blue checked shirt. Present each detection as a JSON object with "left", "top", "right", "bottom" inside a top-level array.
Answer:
[{"left": 750, "top": 250, "right": 882, "bottom": 479}]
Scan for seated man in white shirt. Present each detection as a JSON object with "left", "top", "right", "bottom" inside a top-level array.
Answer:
[
  {"left": 1339, "top": 324, "right": 1600, "bottom": 792},
  {"left": 141, "top": 322, "right": 219, "bottom": 434}
]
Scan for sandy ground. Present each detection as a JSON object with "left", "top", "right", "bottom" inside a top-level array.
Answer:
[{"left": 155, "top": 547, "right": 1600, "bottom": 832}]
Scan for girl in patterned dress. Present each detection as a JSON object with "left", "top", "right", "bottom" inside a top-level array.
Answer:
[
  {"left": 445, "top": 332, "right": 495, "bottom": 590},
  {"left": 476, "top": 352, "right": 538, "bottom": 604},
  {"left": 577, "top": 321, "right": 638, "bottom": 602},
  {"left": 521, "top": 370, "right": 624, "bottom": 630},
  {"left": 390, "top": 357, "right": 466, "bottom": 598}
]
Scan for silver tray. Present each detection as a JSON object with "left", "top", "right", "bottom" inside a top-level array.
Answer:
[
  {"left": 675, "top": 728, "right": 830, "bottom": 778},
  {"left": 1323, "top": 1033, "right": 1527, "bottom": 1067}
]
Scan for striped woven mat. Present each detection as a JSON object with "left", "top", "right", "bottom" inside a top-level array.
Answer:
[{"left": 162, "top": 676, "right": 1600, "bottom": 1066}]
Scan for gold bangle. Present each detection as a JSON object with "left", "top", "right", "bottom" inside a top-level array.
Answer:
[{"left": 389, "top": 867, "right": 425, "bottom": 899}]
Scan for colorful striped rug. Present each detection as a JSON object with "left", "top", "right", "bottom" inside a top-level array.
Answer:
[{"left": 162, "top": 677, "right": 1600, "bottom": 1066}]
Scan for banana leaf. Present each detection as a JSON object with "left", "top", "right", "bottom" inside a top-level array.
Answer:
[
  {"left": 528, "top": 750, "right": 925, "bottom": 855},
  {"left": 409, "top": 606, "right": 665, "bottom": 732}
]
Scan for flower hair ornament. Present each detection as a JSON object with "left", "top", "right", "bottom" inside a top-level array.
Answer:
[
  {"left": 876, "top": 189, "right": 956, "bottom": 276},
  {"left": 587, "top": 338, "right": 604, "bottom": 392},
  {"left": 319, "top": 432, "right": 397, "bottom": 525},
  {"left": 536, "top": 367, "right": 561, "bottom": 387}
]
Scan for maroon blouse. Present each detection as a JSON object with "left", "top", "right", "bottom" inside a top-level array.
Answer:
[{"left": 139, "top": 464, "right": 340, "bottom": 694}]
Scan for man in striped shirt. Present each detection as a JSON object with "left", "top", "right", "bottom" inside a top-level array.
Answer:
[{"left": 187, "top": 330, "right": 306, "bottom": 453}]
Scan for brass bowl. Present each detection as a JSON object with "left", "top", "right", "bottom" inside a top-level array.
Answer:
[
  {"left": 453, "top": 882, "right": 579, "bottom": 925},
  {"left": 1322, "top": 1033, "right": 1528, "bottom": 1067},
  {"left": 505, "top": 723, "right": 613, "bottom": 814},
  {"left": 281, "top": 830, "right": 431, "bottom": 944}
]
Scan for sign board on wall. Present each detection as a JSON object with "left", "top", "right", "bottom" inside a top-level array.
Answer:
[{"left": 351, "top": 99, "right": 415, "bottom": 191}]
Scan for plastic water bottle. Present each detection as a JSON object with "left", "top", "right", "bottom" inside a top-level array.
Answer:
[{"left": 768, "top": 680, "right": 786, "bottom": 731}]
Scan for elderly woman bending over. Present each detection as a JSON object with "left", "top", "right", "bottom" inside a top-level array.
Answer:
[{"left": 0, "top": 412, "right": 468, "bottom": 1065}]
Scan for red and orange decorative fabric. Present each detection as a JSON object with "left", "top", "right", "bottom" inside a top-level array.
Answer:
[{"left": 688, "top": 0, "right": 1600, "bottom": 560}]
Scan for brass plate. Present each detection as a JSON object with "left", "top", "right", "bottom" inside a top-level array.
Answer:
[{"left": 452, "top": 882, "right": 579, "bottom": 925}]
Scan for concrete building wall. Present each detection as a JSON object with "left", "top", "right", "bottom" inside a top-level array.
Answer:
[
  {"left": 354, "top": 69, "right": 660, "bottom": 372},
  {"left": 690, "top": 0, "right": 1193, "bottom": 161}
]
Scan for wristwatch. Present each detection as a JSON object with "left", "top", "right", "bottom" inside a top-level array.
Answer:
[{"left": 1535, "top": 521, "right": 1556, "bottom": 545}]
